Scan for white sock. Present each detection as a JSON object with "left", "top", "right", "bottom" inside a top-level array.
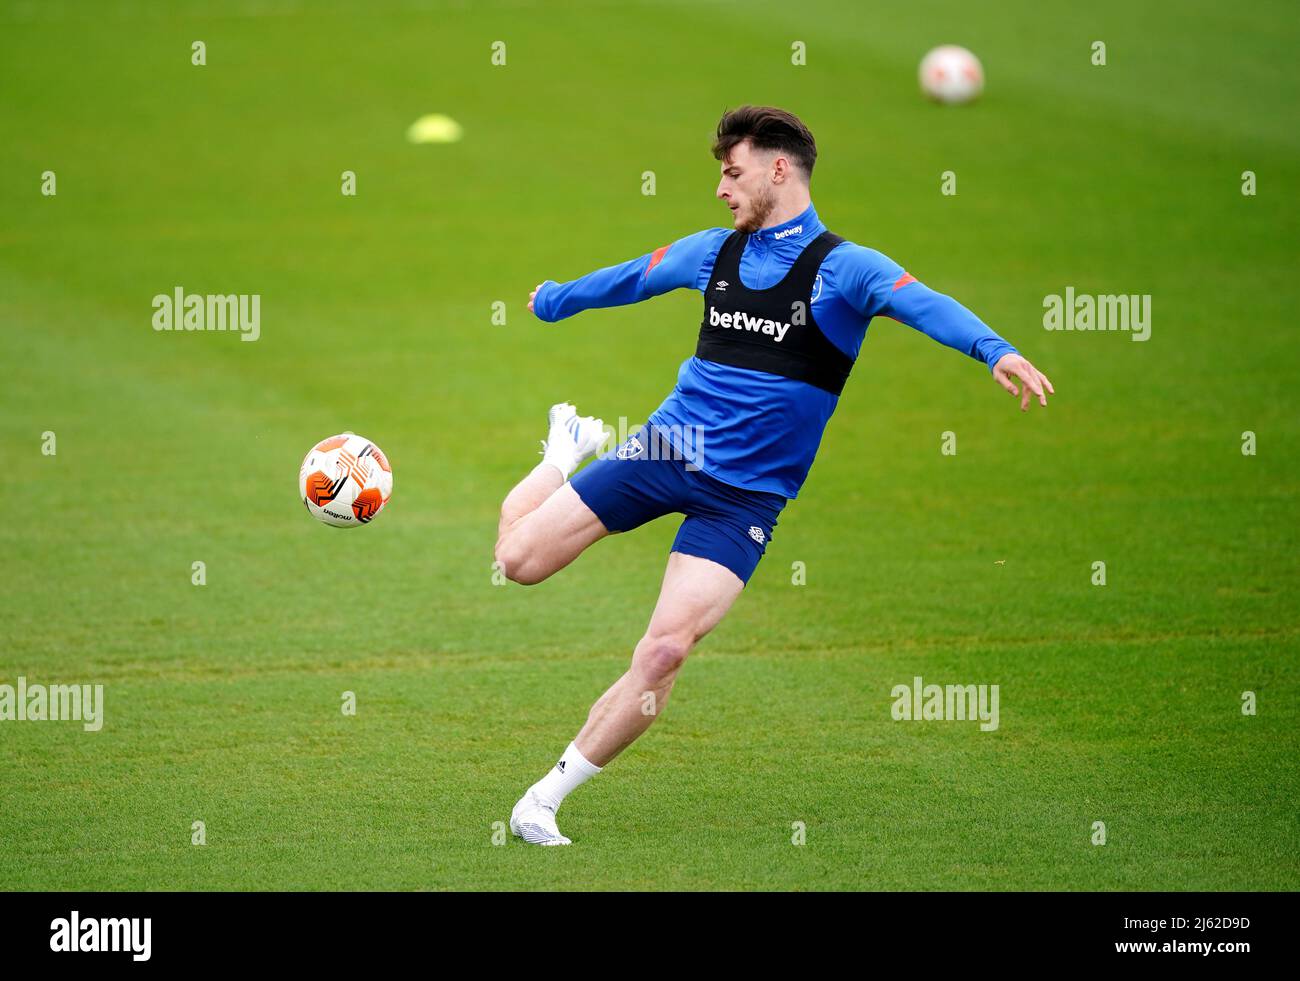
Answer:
[
  {"left": 540, "top": 438, "right": 579, "bottom": 481},
  {"left": 529, "top": 740, "right": 602, "bottom": 811}
]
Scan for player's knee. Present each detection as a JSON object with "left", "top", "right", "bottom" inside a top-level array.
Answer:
[
  {"left": 494, "top": 538, "right": 549, "bottom": 586},
  {"left": 634, "top": 633, "right": 692, "bottom": 684}
]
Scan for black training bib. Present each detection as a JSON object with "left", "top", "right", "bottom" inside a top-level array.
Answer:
[{"left": 695, "top": 229, "right": 852, "bottom": 396}]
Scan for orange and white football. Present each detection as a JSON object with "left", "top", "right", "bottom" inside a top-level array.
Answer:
[{"left": 298, "top": 432, "right": 393, "bottom": 528}]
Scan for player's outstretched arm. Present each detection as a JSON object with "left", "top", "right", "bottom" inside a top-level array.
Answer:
[
  {"left": 837, "top": 244, "right": 1055, "bottom": 412},
  {"left": 890, "top": 283, "right": 1056, "bottom": 412},
  {"left": 529, "top": 228, "right": 729, "bottom": 323}
]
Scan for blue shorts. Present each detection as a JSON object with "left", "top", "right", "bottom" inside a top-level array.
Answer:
[{"left": 570, "top": 425, "right": 787, "bottom": 585}]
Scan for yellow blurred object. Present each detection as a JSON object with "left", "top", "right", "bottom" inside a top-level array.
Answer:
[{"left": 406, "top": 114, "right": 463, "bottom": 144}]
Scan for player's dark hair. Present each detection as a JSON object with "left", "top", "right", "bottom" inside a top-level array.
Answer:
[{"left": 712, "top": 105, "right": 817, "bottom": 180}]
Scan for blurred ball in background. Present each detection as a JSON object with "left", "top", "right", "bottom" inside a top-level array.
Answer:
[{"left": 919, "top": 44, "right": 984, "bottom": 105}]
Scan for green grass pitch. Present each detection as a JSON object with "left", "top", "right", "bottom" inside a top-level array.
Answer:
[{"left": 1, "top": 0, "right": 1297, "bottom": 890}]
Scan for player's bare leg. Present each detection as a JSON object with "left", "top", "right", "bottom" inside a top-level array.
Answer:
[
  {"left": 575, "top": 552, "right": 743, "bottom": 764},
  {"left": 496, "top": 483, "right": 609, "bottom": 585},
  {"left": 510, "top": 552, "right": 744, "bottom": 845},
  {"left": 494, "top": 402, "right": 609, "bottom": 585},
  {"left": 497, "top": 462, "right": 563, "bottom": 541}
]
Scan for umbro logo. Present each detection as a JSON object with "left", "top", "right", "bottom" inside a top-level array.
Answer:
[
  {"left": 715, "top": 280, "right": 729, "bottom": 291},
  {"left": 748, "top": 526, "right": 765, "bottom": 544}
]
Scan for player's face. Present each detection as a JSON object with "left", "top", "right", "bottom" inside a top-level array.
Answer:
[{"left": 716, "top": 141, "right": 776, "bottom": 234}]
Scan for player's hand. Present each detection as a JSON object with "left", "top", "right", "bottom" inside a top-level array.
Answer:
[
  {"left": 992, "top": 353, "right": 1055, "bottom": 412},
  {"left": 527, "top": 282, "right": 544, "bottom": 315}
]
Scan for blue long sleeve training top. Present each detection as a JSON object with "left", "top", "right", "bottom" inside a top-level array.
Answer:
[{"left": 533, "top": 203, "right": 1017, "bottom": 499}]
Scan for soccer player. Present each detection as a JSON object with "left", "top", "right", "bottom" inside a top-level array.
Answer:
[{"left": 498, "top": 105, "right": 1053, "bottom": 845}]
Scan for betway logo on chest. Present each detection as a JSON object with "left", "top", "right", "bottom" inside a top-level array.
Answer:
[{"left": 708, "top": 306, "right": 791, "bottom": 342}]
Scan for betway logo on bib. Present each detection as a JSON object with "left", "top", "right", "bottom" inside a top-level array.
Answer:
[{"left": 707, "top": 305, "right": 791, "bottom": 342}]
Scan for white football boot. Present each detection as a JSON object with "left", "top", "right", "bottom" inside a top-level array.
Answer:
[
  {"left": 509, "top": 790, "right": 572, "bottom": 846},
  {"left": 539, "top": 402, "right": 607, "bottom": 479}
]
